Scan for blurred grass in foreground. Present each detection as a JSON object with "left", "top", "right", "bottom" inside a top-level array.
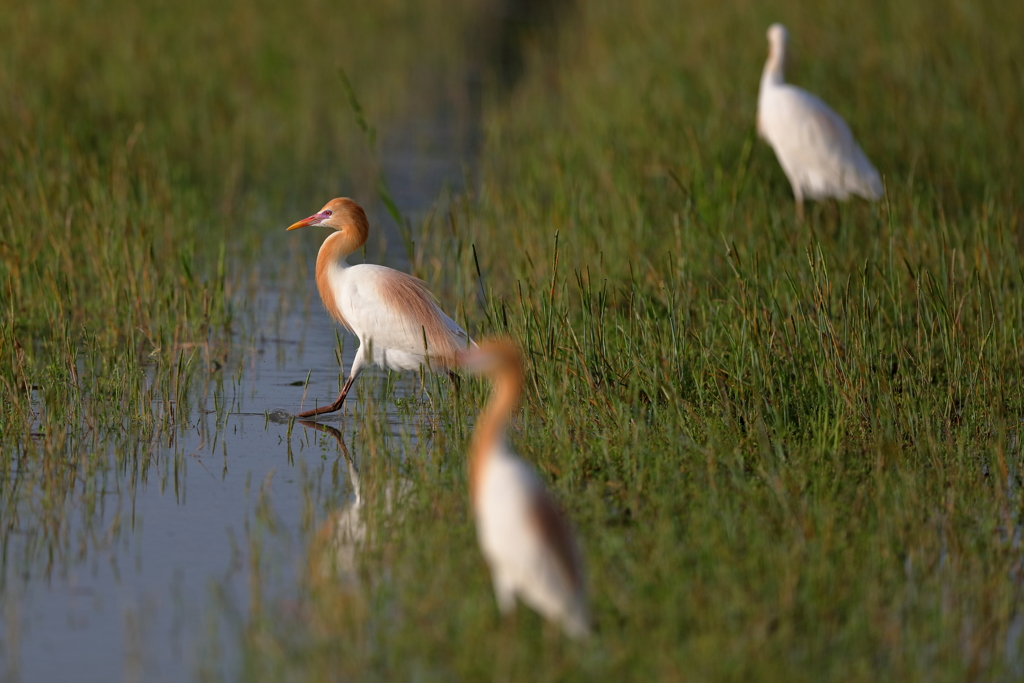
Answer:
[{"left": 230, "top": 0, "right": 1024, "bottom": 681}]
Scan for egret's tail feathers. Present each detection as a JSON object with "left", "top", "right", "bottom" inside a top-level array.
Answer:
[{"left": 861, "top": 167, "right": 883, "bottom": 200}]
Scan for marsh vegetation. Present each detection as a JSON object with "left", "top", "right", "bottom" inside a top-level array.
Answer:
[{"left": 2, "top": 0, "right": 1023, "bottom": 680}]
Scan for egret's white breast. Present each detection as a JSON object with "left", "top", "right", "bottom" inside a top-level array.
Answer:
[
  {"left": 476, "top": 446, "right": 541, "bottom": 565},
  {"left": 327, "top": 262, "right": 434, "bottom": 372}
]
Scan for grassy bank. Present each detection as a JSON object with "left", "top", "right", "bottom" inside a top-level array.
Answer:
[{"left": 231, "top": 0, "right": 1024, "bottom": 681}]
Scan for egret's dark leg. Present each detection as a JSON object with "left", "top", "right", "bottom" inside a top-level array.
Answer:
[
  {"left": 792, "top": 184, "right": 805, "bottom": 224},
  {"left": 447, "top": 369, "right": 462, "bottom": 394},
  {"left": 297, "top": 374, "right": 357, "bottom": 419}
]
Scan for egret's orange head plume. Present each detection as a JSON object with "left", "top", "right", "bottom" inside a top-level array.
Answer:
[
  {"left": 459, "top": 338, "right": 522, "bottom": 380},
  {"left": 286, "top": 198, "right": 370, "bottom": 243}
]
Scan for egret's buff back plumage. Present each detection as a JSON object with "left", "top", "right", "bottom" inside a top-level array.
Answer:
[
  {"left": 377, "top": 273, "right": 465, "bottom": 365},
  {"left": 528, "top": 485, "right": 585, "bottom": 592}
]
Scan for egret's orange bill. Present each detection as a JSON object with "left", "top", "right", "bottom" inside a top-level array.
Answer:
[
  {"left": 286, "top": 217, "right": 314, "bottom": 231},
  {"left": 286, "top": 211, "right": 329, "bottom": 231}
]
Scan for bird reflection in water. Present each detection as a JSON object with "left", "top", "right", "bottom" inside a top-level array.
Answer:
[{"left": 300, "top": 420, "right": 412, "bottom": 630}]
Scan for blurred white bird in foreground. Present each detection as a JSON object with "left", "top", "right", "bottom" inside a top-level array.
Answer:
[
  {"left": 461, "top": 339, "right": 589, "bottom": 639},
  {"left": 757, "top": 23, "right": 882, "bottom": 221}
]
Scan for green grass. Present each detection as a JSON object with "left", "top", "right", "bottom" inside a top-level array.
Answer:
[
  {"left": 228, "top": 0, "right": 1024, "bottom": 681},
  {"left": 4, "top": 0, "right": 1024, "bottom": 680},
  {"left": 0, "top": 0, "right": 479, "bottom": 579}
]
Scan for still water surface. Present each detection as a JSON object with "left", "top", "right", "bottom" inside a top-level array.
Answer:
[{"left": 2, "top": 108, "right": 474, "bottom": 683}]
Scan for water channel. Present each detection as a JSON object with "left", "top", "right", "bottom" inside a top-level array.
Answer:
[
  {"left": 0, "top": 2, "right": 579, "bottom": 676},
  {"left": 1, "top": 89, "right": 477, "bottom": 683}
]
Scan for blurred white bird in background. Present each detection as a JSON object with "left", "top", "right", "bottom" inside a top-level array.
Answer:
[{"left": 757, "top": 23, "right": 883, "bottom": 221}]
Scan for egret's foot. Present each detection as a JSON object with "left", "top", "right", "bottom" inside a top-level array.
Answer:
[
  {"left": 266, "top": 409, "right": 294, "bottom": 424},
  {"left": 447, "top": 369, "right": 462, "bottom": 393}
]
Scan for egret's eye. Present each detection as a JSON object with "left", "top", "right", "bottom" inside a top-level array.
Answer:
[{"left": 323, "top": 210, "right": 333, "bottom": 216}]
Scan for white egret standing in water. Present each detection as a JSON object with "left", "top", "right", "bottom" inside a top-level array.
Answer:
[{"left": 286, "top": 198, "right": 472, "bottom": 417}]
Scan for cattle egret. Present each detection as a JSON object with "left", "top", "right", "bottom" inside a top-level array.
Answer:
[
  {"left": 287, "top": 198, "right": 472, "bottom": 417},
  {"left": 461, "top": 339, "right": 589, "bottom": 639},
  {"left": 757, "top": 23, "right": 883, "bottom": 221}
]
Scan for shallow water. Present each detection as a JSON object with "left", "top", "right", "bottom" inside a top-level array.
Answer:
[
  {"left": 2, "top": 284, "right": 424, "bottom": 682},
  {"left": 0, "top": 2, "right": 573, "bottom": 675},
  {"left": 0, "top": 116, "right": 474, "bottom": 683}
]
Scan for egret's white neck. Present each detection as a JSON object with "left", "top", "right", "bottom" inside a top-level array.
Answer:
[{"left": 761, "top": 44, "right": 786, "bottom": 91}]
